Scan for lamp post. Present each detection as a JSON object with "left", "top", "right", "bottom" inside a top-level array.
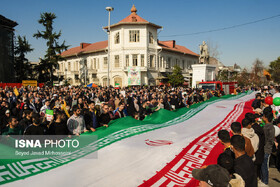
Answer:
[{"left": 106, "top": 6, "right": 114, "bottom": 87}]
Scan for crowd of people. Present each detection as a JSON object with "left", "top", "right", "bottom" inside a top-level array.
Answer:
[
  {"left": 6, "top": 84, "right": 277, "bottom": 186},
  {"left": 192, "top": 85, "right": 280, "bottom": 187},
  {"left": 0, "top": 85, "right": 239, "bottom": 137}
]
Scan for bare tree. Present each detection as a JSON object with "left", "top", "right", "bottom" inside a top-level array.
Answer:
[
  {"left": 237, "top": 68, "right": 251, "bottom": 87},
  {"left": 251, "top": 59, "right": 265, "bottom": 86},
  {"left": 207, "top": 39, "right": 221, "bottom": 60}
]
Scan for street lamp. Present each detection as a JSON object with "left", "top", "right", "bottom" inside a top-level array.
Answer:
[{"left": 106, "top": 6, "right": 114, "bottom": 87}]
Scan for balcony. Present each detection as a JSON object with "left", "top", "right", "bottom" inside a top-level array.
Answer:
[
  {"left": 159, "top": 68, "right": 172, "bottom": 73},
  {"left": 88, "top": 69, "right": 97, "bottom": 73},
  {"left": 123, "top": 66, "right": 148, "bottom": 72},
  {"left": 92, "top": 78, "right": 99, "bottom": 82}
]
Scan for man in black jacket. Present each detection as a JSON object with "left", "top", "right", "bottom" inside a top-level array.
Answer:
[
  {"left": 19, "top": 110, "right": 33, "bottom": 133},
  {"left": 260, "top": 107, "right": 275, "bottom": 186},
  {"left": 84, "top": 101, "right": 99, "bottom": 131},
  {"left": 217, "top": 130, "right": 235, "bottom": 160},
  {"left": 0, "top": 101, "right": 8, "bottom": 117},
  {"left": 0, "top": 110, "right": 10, "bottom": 133},
  {"left": 98, "top": 104, "right": 111, "bottom": 127},
  {"left": 11, "top": 102, "right": 22, "bottom": 121},
  {"left": 245, "top": 112, "right": 265, "bottom": 179},
  {"left": 230, "top": 135, "right": 257, "bottom": 187},
  {"left": 24, "top": 113, "right": 48, "bottom": 135},
  {"left": 252, "top": 94, "right": 261, "bottom": 110}
]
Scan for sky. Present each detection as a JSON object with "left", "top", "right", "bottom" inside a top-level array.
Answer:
[{"left": 1, "top": 0, "right": 280, "bottom": 68}]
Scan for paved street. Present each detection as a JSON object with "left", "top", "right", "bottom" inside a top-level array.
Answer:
[{"left": 269, "top": 168, "right": 280, "bottom": 187}]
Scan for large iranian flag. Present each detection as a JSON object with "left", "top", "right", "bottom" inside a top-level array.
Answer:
[{"left": 1, "top": 92, "right": 255, "bottom": 187}]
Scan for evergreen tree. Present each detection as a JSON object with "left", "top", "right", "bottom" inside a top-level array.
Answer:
[
  {"left": 168, "top": 65, "right": 184, "bottom": 86},
  {"left": 33, "top": 12, "right": 68, "bottom": 84},
  {"left": 269, "top": 57, "right": 280, "bottom": 84},
  {"left": 14, "top": 35, "right": 33, "bottom": 81}
]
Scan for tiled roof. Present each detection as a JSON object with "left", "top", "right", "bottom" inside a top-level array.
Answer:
[
  {"left": 158, "top": 41, "right": 199, "bottom": 57},
  {"left": 0, "top": 14, "right": 18, "bottom": 28},
  {"left": 119, "top": 14, "right": 149, "bottom": 23},
  {"left": 104, "top": 5, "right": 162, "bottom": 29},
  {"left": 60, "top": 40, "right": 198, "bottom": 58},
  {"left": 60, "top": 41, "right": 108, "bottom": 57}
]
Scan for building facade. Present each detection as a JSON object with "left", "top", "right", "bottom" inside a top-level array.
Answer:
[
  {"left": 56, "top": 5, "right": 199, "bottom": 87},
  {"left": 0, "top": 15, "right": 17, "bottom": 83}
]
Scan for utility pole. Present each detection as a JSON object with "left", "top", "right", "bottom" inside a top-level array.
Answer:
[{"left": 106, "top": 6, "right": 114, "bottom": 87}]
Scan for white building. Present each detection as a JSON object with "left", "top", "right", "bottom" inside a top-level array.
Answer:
[{"left": 56, "top": 5, "right": 199, "bottom": 87}]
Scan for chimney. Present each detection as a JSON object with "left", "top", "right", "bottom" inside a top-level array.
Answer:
[
  {"left": 165, "top": 40, "right": 176, "bottom": 48},
  {"left": 80, "top": 43, "right": 90, "bottom": 49}
]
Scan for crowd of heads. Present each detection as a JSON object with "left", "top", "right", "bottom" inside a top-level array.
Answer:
[
  {"left": 0, "top": 85, "right": 246, "bottom": 137},
  {"left": 192, "top": 85, "right": 280, "bottom": 187}
]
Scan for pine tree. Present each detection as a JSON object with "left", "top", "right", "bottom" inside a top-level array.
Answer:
[
  {"left": 168, "top": 65, "right": 184, "bottom": 86},
  {"left": 14, "top": 35, "right": 33, "bottom": 81},
  {"left": 269, "top": 57, "right": 280, "bottom": 84},
  {"left": 33, "top": 12, "right": 68, "bottom": 84}
]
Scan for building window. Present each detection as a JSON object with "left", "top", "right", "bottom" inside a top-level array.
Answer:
[
  {"left": 104, "top": 57, "right": 108, "bottom": 68},
  {"left": 74, "top": 61, "right": 77, "bottom": 71},
  {"left": 166, "top": 57, "right": 171, "bottom": 69},
  {"left": 172, "top": 59, "right": 175, "bottom": 67},
  {"left": 114, "top": 32, "right": 120, "bottom": 44},
  {"left": 187, "top": 60, "right": 191, "bottom": 69},
  {"left": 141, "top": 54, "right": 144, "bottom": 66},
  {"left": 129, "top": 30, "right": 140, "bottom": 42},
  {"left": 92, "top": 74, "right": 97, "bottom": 78},
  {"left": 93, "top": 58, "right": 96, "bottom": 69},
  {"left": 68, "top": 62, "right": 71, "bottom": 71},
  {"left": 160, "top": 57, "right": 163, "bottom": 68},
  {"left": 175, "top": 59, "right": 179, "bottom": 66},
  {"left": 126, "top": 55, "right": 129, "bottom": 66},
  {"left": 115, "top": 55, "right": 119, "bottom": 67},
  {"left": 150, "top": 55, "right": 155, "bottom": 67},
  {"left": 97, "top": 58, "right": 99, "bottom": 69},
  {"left": 83, "top": 60, "right": 87, "bottom": 72},
  {"left": 90, "top": 59, "right": 93, "bottom": 69},
  {"left": 75, "top": 74, "right": 79, "bottom": 80},
  {"left": 182, "top": 60, "right": 185, "bottom": 70},
  {"left": 133, "top": 54, "right": 138, "bottom": 66},
  {"left": 149, "top": 32, "right": 154, "bottom": 44}
]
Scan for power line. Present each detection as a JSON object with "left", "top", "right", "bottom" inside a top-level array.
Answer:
[{"left": 160, "top": 13, "right": 280, "bottom": 37}]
